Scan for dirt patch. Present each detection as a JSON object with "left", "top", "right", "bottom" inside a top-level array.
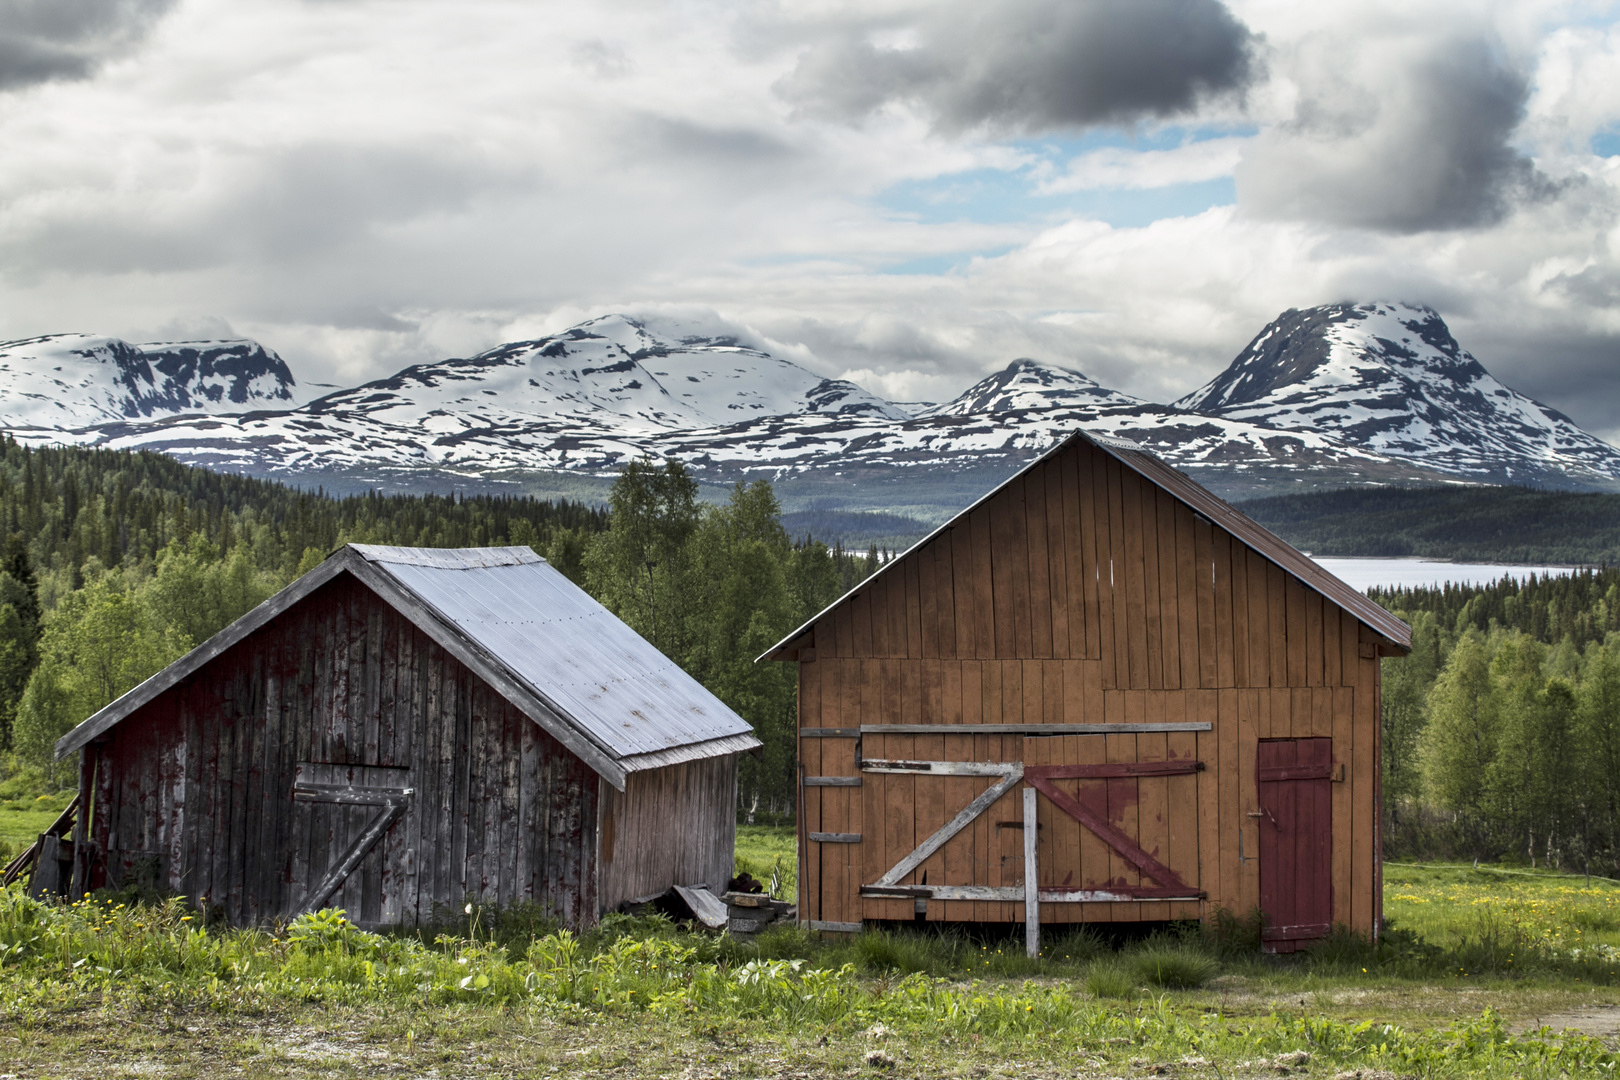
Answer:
[{"left": 1511, "top": 1004, "right": 1620, "bottom": 1040}]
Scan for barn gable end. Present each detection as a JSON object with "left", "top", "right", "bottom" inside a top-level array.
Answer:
[{"left": 766, "top": 432, "right": 1410, "bottom": 946}]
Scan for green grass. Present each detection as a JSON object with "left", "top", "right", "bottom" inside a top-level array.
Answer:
[
  {"left": 1, "top": 892, "right": 1616, "bottom": 1078},
  {"left": 7, "top": 825, "right": 1620, "bottom": 1076},
  {"left": 0, "top": 789, "right": 73, "bottom": 863}
]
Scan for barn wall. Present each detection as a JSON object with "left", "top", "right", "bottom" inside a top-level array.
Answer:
[
  {"left": 798, "top": 439, "right": 1383, "bottom": 933},
  {"left": 596, "top": 754, "right": 738, "bottom": 910},
  {"left": 90, "top": 572, "right": 599, "bottom": 928}
]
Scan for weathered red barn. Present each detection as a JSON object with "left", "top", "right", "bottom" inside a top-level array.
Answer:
[
  {"left": 54, "top": 544, "right": 758, "bottom": 928},
  {"left": 763, "top": 432, "right": 1411, "bottom": 951}
]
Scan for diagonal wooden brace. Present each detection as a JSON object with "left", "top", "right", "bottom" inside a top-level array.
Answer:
[
  {"left": 1023, "top": 775, "right": 1192, "bottom": 892},
  {"left": 293, "top": 784, "right": 413, "bottom": 917},
  {"left": 873, "top": 764, "right": 1023, "bottom": 887}
]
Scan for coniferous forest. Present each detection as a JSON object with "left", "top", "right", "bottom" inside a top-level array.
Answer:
[{"left": 0, "top": 442, "right": 878, "bottom": 817}]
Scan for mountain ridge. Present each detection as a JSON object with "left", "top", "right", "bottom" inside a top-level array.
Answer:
[{"left": 1, "top": 304, "right": 1615, "bottom": 513}]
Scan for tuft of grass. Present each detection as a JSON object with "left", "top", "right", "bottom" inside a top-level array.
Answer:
[
  {"left": 1129, "top": 944, "right": 1219, "bottom": 989},
  {"left": 1084, "top": 960, "right": 1136, "bottom": 999},
  {"left": 852, "top": 928, "right": 939, "bottom": 974}
]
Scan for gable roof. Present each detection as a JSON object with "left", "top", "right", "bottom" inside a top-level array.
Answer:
[
  {"left": 57, "top": 544, "right": 759, "bottom": 789},
  {"left": 761, "top": 429, "right": 1412, "bottom": 661}
]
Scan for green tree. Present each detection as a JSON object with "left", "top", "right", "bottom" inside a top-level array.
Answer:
[
  {"left": 1420, "top": 631, "right": 1497, "bottom": 859},
  {"left": 14, "top": 575, "right": 189, "bottom": 780},
  {"left": 584, "top": 459, "right": 700, "bottom": 655}
]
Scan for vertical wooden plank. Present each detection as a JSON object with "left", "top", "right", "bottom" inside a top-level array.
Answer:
[
  {"left": 1008, "top": 481, "right": 1034, "bottom": 660},
  {"left": 1193, "top": 690, "right": 1221, "bottom": 918},
  {"left": 1024, "top": 786, "right": 1040, "bottom": 955},
  {"left": 1218, "top": 531, "right": 1237, "bottom": 683},
  {"left": 1331, "top": 685, "right": 1353, "bottom": 929},
  {"left": 954, "top": 662, "right": 982, "bottom": 923},
  {"left": 1026, "top": 467, "right": 1054, "bottom": 659},
  {"left": 1106, "top": 701, "right": 1141, "bottom": 922},
  {"left": 1106, "top": 458, "right": 1130, "bottom": 689},
  {"left": 1071, "top": 445, "right": 1101, "bottom": 662},
  {"left": 918, "top": 546, "right": 939, "bottom": 659},
  {"left": 852, "top": 590, "right": 875, "bottom": 661},
  {"left": 1175, "top": 505, "right": 1200, "bottom": 690},
  {"left": 970, "top": 507, "right": 996, "bottom": 660},
  {"left": 1246, "top": 550, "right": 1270, "bottom": 688},
  {"left": 1137, "top": 698, "right": 1171, "bottom": 923},
  {"left": 1195, "top": 519, "right": 1218, "bottom": 689},
  {"left": 1324, "top": 601, "right": 1342, "bottom": 686},
  {"left": 1286, "top": 576, "right": 1308, "bottom": 687},
  {"left": 1135, "top": 477, "right": 1163, "bottom": 689},
  {"left": 1237, "top": 689, "right": 1261, "bottom": 916},
  {"left": 1045, "top": 457, "right": 1071, "bottom": 659},
  {"left": 1165, "top": 698, "right": 1200, "bottom": 921},
  {"left": 1306, "top": 591, "right": 1324, "bottom": 688},
  {"left": 1155, "top": 491, "right": 1182, "bottom": 689},
  {"left": 1268, "top": 564, "right": 1289, "bottom": 689},
  {"left": 1118, "top": 469, "right": 1149, "bottom": 689},
  {"left": 1351, "top": 648, "right": 1375, "bottom": 934},
  {"left": 1075, "top": 718, "right": 1110, "bottom": 915},
  {"left": 951, "top": 523, "right": 977, "bottom": 660},
  {"left": 935, "top": 532, "right": 958, "bottom": 661}
]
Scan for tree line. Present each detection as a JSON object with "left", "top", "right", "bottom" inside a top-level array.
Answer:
[
  {"left": 1375, "top": 567, "right": 1620, "bottom": 873},
  {"left": 0, "top": 442, "right": 878, "bottom": 815}
]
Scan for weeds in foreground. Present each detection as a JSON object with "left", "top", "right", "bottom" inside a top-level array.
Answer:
[{"left": 1, "top": 886, "right": 1619, "bottom": 1077}]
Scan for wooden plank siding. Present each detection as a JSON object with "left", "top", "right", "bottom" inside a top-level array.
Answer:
[
  {"left": 83, "top": 571, "right": 739, "bottom": 931},
  {"left": 796, "top": 437, "right": 1394, "bottom": 937}
]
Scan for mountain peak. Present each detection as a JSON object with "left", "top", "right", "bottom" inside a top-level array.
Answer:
[
  {"left": 1173, "top": 301, "right": 1620, "bottom": 485},
  {"left": 0, "top": 334, "right": 300, "bottom": 430},
  {"left": 921, "top": 358, "right": 1145, "bottom": 418}
]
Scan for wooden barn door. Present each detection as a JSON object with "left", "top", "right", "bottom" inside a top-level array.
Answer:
[
  {"left": 1256, "top": 738, "right": 1333, "bottom": 952},
  {"left": 288, "top": 763, "right": 413, "bottom": 924},
  {"left": 1022, "top": 734, "right": 1202, "bottom": 909}
]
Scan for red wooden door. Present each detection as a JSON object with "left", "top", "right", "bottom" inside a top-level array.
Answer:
[{"left": 1256, "top": 738, "right": 1333, "bottom": 952}]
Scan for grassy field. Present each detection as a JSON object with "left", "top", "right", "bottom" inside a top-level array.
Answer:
[
  {"left": 0, "top": 789, "right": 73, "bottom": 862},
  {"left": 734, "top": 824, "right": 797, "bottom": 902},
  {"left": 5, "top": 831, "right": 1620, "bottom": 1076}
]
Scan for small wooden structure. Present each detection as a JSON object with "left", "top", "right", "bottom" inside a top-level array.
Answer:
[
  {"left": 762, "top": 431, "right": 1411, "bottom": 951},
  {"left": 55, "top": 545, "right": 758, "bottom": 928}
]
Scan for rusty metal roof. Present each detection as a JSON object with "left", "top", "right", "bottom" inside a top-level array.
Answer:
[
  {"left": 57, "top": 544, "right": 758, "bottom": 785},
  {"left": 761, "top": 429, "right": 1412, "bottom": 661}
]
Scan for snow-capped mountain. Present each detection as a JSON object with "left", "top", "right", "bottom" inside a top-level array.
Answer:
[
  {"left": 919, "top": 358, "right": 1148, "bottom": 416},
  {"left": 2, "top": 305, "right": 1615, "bottom": 513},
  {"left": 0, "top": 334, "right": 301, "bottom": 431},
  {"left": 293, "top": 313, "right": 905, "bottom": 440},
  {"left": 1174, "top": 302, "right": 1620, "bottom": 487}
]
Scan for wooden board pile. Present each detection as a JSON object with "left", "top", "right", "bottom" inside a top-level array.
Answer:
[{"left": 671, "top": 884, "right": 795, "bottom": 939}]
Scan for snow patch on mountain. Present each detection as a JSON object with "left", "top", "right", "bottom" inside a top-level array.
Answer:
[{"left": 0, "top": 334, "right": 301, "bottom": 430}]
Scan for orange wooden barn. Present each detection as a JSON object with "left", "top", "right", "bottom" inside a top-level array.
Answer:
[{"left": 761, "top": 431, "right": 1411, "bottom": 951}]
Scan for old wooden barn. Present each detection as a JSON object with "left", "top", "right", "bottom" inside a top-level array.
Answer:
[
  {"left": 763, "top": 431, "right": 1411, "bottom": 951},
  {"left": 53, "top": 544, "right": 759, "bottom": 928}
]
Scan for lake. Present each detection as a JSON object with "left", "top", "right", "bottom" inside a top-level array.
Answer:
[{"left": 1312, "top": 557, "right": 1576, "bottom": 592}]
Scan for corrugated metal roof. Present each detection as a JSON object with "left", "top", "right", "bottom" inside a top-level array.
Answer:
[
  {"left": 761, "top": 428, "right": 1411, "bottom": 660},
  {"left": 355, "top": 545, "right": 760, "bottom": 760}
]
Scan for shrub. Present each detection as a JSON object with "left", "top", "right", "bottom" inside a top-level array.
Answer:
[
  {"left": 852, "top": 928, "right": 938, "bottom": 974},
  {"left": 1205, "top": 906, "right": 1266, "bottom": 958},
  {"left": 1130, "top": 945, "right": 1218, "bottom": 989},
  {"left": 1084, "top": 960, "right": 1136, "bottom": 999}
]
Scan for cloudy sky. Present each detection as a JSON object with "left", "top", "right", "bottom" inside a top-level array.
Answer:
[{"left": 2, "top": 0, "right": 1620, "bottom": 438}]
